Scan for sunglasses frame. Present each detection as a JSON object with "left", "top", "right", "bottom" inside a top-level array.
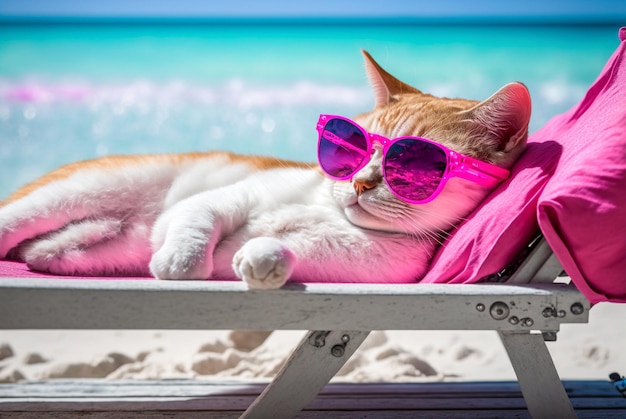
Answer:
[{"left": 316, "top": 114, "right": 510, "bottom": 204}]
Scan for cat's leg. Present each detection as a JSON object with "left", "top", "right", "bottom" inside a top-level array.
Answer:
[
  {"left": 150, "top": 169, "right": 322, "bottom": 281},
  {"left": 149, "top": 208, "right": 217, "bottom": 280},
  {"left": 0, "top": 164, "right": 173, "bottom": 260},
  {"left": 149, "top": 189, "right": 251, "bottom": 280},
  {"left": 21, "top": 217, "right": 152, "bottom": 276},
  {"left": 231, "top": 204, "right": 434, "bottom": 288},
  {"left": 232, "top": 237, "right": 298, "bottom": 289},
  {"left": 0, "top": 194, "right": 94, "bottom": 259}
]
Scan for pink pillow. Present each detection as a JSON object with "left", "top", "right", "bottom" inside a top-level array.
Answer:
[
  {"left": 537, "top": 28, "right": 626, "bottom": 304},
  {"left": 422, "top": 27, "right": 626, "bottom": 304}
]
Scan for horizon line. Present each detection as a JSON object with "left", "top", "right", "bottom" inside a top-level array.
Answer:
[{"left": 1, "top": 15, "right": 624, "bottom": 26}]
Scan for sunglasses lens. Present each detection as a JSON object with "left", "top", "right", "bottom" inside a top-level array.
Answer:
[
  {"left": 385, "top": 139, "right": 447, "bottom": 202},
  {"left": 318, "top": 118, "right": 368, "bottom": 178}
]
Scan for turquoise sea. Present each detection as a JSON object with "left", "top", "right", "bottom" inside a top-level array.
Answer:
[{"left": 0, "top": 21, "right": 621, "bottom": 199}]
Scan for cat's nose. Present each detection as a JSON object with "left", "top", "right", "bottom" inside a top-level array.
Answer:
[{"left": 353, "top": 179, "right": 378, "bottom": 196}]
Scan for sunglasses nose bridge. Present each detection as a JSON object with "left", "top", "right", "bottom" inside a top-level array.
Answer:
[{"left": 369, "top": 133, "right": 391, "bottom": 148}]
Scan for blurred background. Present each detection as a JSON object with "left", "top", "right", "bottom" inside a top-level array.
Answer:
[{"left": 1, "top": 0, "right": 625, "bottom": 199}]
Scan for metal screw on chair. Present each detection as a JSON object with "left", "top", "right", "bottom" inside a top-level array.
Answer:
[
  {"left": 476, "top": 303, "right": 485, "bottom": 312},
  {"left": 570, "top": 302, "right": 585, "bottom": 315},
  {"left": 542, "top": 307, "right": 555, "bottom": 318},
  {"left": 330, "top": 334, "right": 351, "bottom": 357},
  {"left": 557, "top": 310, "right": 566, "bottom": 318},
  {"left": 508, "top": 316, "right": 519, "bottom": 325},
  {"left": 521, "top": 318, "right": 534, "bottom": 327},
  {"left": 331, "top": 344, "right": 346, "bottom": 357},
  {"left": 489, "top": 302, "right": 510, "bottom": 320}
]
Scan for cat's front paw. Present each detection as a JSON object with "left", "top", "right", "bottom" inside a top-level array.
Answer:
[
  {"left": 232, "top": 237, "right": 297, "bottom": 289},
  {"left": 149, "top": 243, "right": 212, "bottom": 280}
]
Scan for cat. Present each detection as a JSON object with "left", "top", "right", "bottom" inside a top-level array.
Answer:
[{"left": 0, "top": 51, "right": 531, "bottom": 289}]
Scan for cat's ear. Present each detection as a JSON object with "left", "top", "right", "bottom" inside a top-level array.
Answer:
[
  {"left": 468, "top": 82, "right": 532, "bottom": 154},
  {"left": 362, "top": 50, "right": 422, "bottom": 107}
]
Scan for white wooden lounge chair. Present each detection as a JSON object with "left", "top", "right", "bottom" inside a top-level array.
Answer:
[
  {"left": 1, "top": 26, "right": 625, "bottom": 419},
  {"left": 0, "top": 236, "right": 592, "bottom": 418}
]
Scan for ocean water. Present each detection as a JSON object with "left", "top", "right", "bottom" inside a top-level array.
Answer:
[{"left": 0, "top": 21, "right": 621, "bottom": 199}]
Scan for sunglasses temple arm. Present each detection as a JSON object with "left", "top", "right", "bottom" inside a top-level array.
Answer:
[
  {"left": 449, "top": 154, "right": 510, "bottom": 188},
  {"left": 452, "top": 169, "right": 504, "bottom": 188}
]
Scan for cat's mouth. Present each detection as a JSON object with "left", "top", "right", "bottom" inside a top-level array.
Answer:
[
  {"left": 344, "top": 200, "right": 397, "bottom": 232},
  {"left": 345, "top": 202, "right": 374, "bottom": 222},
  {"left": 346, "top": 201, "right": 369, "bottom": 216}
]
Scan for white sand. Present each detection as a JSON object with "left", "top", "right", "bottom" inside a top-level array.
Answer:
[{"left": 1, "top": 302, "right": 624, "bottom": 384}]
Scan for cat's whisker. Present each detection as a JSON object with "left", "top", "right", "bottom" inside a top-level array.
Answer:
[
  {"left": 390, "top": 215, "right": 447, "bottom": 245},
  {"left": 402, "top": 211, "right": 456, "bottom": 244}
]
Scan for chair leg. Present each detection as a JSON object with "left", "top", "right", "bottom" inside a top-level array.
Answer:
[
  {"left": 241, "top": 330, "right": 370, "bottom": 419},
  {"left": 498, "top": 331, "right": 576, "bottom": 418}
]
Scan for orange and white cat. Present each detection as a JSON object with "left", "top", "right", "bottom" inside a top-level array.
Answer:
[{"left": 0, "top": 51, "right": 531, "bottom": 289}]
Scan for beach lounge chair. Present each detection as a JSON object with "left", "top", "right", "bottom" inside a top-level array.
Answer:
[{"left": 1, "top": 28, "right": 625, "bottom": 419}]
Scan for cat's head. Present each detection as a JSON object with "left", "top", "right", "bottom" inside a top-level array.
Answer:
[{"left": 331, "top": 50, "right": 531, "bottom": 238}]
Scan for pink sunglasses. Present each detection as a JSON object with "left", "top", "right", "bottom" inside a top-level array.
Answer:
[{"left": 316, "top": 114, "right": 510, "bottom": 204}]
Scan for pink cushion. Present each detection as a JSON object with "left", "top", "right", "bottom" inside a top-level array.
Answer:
[{"left": 422, "top": 27, "right": 626, "bottom": 304}]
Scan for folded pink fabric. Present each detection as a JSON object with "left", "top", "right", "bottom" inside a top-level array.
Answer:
[
  {"left": 0, "top": 259, "right": 152, "bottom": 281},
  {"left": 423, "top": 27, "right": 626, "bottom": 304}
]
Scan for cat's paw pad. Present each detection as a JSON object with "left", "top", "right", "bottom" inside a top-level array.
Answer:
[
  {"left": 232, "top": 237, "right": 296, "bottom": 289},
  {"left": 149, "top": 243, "right": 211, "bottom": 280}
]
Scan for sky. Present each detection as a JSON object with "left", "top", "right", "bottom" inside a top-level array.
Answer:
[{"left": 1, "top": 0, "right": 625, "bottom": 21}]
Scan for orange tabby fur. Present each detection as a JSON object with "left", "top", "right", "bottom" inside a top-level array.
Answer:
[{"left": 2, "top": 152, "right": 315, "bottom": 205}]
